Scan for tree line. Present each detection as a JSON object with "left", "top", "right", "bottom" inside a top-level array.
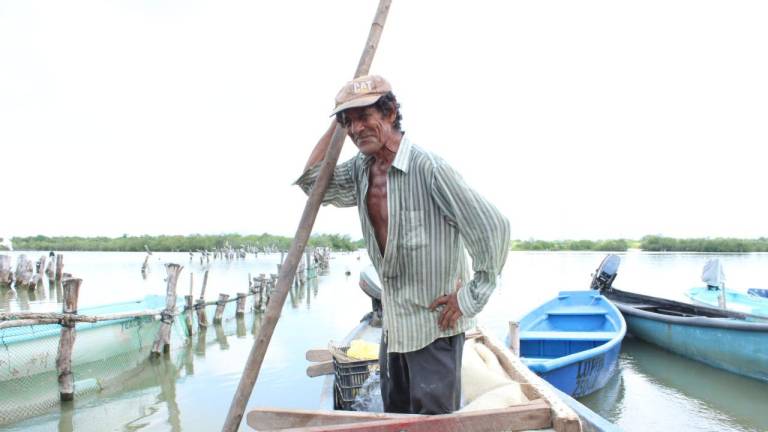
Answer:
[
  {"left": 511, "top": 236, "right": 768, "bottom": 252},
  {"left": 7, "top": 234, "right": 768, "bottom": 253},
  {"left": 9, "top": 234, "right": 365, "bottom": 252}
]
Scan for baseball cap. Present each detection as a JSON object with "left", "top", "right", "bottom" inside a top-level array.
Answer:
[{"left": 330, "top": 75, "right": 392, "bottom": 116}]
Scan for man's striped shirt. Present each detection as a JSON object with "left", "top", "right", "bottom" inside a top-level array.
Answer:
[{"left": 296, "top": 136, "right": 510, "bottom": 353}]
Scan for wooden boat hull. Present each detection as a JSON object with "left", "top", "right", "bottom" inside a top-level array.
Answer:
[
  {"left": 519, "top": 291, "right": 626, "bottom": 398},
  {"left": 249, "top": 316, "right": 625, "bottom": 431},
  {"left": 600, "top": 286, "right": 768, "bottom": 383}
]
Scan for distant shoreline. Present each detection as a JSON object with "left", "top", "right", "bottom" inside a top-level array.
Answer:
[
  {"left": 3, "top": 235, "right": 768, "bottom": 253},
  {"left": 2, "top": 234, "right": 364, "bottom": 253}
]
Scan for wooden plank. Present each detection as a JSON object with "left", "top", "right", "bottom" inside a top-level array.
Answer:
[
  {"left": 306, "top": 361, "right": 334, "bottom": 378},
  {"left": 259, "top": 401, "right": 551, "bottom": 432},
  {"left": 247, "top": 407, "right": 417, "bottom": 429},
  {"left": 480, "top": 328, "right": 582, "bottom": 432},
  {"left": 306, "top": 348, "right": 332, "bottom": 362}
]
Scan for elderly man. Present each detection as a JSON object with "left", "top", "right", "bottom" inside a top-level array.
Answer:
[{"left": 296, "top": 75, "right": 510, "bottom": 414}]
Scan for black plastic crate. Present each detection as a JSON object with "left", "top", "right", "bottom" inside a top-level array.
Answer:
[{"left": 332, "top": 346, "right": 379, "bottom": 410}]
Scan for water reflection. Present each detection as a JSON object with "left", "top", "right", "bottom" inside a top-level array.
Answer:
[
  {"left": 617, "top": 337, "right": 768, "bottom": 431},
  {"left": 42, "top": 311, "right": 266, "bottom": 432}
]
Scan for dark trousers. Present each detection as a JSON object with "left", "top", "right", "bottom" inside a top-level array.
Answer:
[{"left": 379, "top": 332, "right": 464, "bottom": 414}]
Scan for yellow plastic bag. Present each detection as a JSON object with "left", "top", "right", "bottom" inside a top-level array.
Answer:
[{"left": 346, "top": 339, "right": 379, "bottom": 360}]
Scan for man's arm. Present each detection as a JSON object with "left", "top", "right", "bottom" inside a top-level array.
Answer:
[
  {"left": 430, "top": 161, "right": 511, "bottom": 320},
  {"left": 294, "top": 121, "right": 358, "bottom": 208},
  {"left": 303, "top": 121, "right": 338, "bottom": 172}
]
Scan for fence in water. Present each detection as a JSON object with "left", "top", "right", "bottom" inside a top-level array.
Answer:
[{"left": 0, "top": 251, "right": 323, "bottom": 426}]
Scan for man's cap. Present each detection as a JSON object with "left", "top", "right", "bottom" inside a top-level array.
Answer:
[{"left": 331, "top": 75, "right": 392, "bottom": 116}]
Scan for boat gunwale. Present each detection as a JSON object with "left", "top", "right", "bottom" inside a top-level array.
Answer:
[{"left": 519, "top": 291, "right": 627, "bottom": 374}]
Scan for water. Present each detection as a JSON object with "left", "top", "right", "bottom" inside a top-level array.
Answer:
[{"left": 1, "top": 250, "right": 768, "bottom": 431}]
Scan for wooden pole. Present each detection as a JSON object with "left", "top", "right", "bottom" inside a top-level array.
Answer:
[
  {"left": 236, "top": 293, "right": 247, "bottom": 317},
  {"left": 151, "top": 263, "right": 182, "bottom": 357},
  {"left": 57, "top": 278, "right": 81, "bottom": 401},
  {"left": 55, "top": 254, "right": 64, "bottom": 281},
  {"left": 509, "top": 321, "right": 520, "bottom": 356},
  {"left": 200, "top": 269, "right": 209, "bottom": 301},
  {"left": 0, "top": 255, "right": 11, "bottom": 286},
  {"left": 196, "top": 298, "right": 208, "bottom": 328},
  {"left": 185, "top": 295, "right": 195, "bottom": 336},
  {"left": 213, "top": 293, "right": 230, "bottom": 324},
  {"left": 222, "top": 2, "right": 392, "bottom": 430}
]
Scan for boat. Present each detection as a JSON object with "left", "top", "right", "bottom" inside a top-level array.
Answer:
[
  {"left": 517, "top": 290, "right": 626, "bottom": 398},
  {"left": 591, "top": 254, "right": 768, "bottom": 383},
  {"left": 685, "top": 258, "right": 768, "bottom": 317},
  {"left": 246, "top": 267, "right": 620, "bottom": 431},
  {"left": 687, "top": 286, "right": 768, "bottom": 317},
  {"left": 0, "top": 295, "right": 167, "bottom": 382},
  {"left": 749, "top": 288, "right": 768, "bottom": 299}
]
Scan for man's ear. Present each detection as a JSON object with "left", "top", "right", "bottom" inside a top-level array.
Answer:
[{"left": 387, "top": 103, "right": 397, "bottom": 125}]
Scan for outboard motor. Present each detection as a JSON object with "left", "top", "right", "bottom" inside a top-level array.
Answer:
[
  {"left": 701, "top": 258, "right": 725, "bottom": 290},
  {"left": 590, "top": 254, "right": 621, "bottom": 292}
]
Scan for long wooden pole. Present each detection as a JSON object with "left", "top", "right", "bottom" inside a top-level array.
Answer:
[{"left": 221, "top": 2, "right": 392, "bottom": 430}]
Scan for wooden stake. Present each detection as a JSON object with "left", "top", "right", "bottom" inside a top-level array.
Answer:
[
  {"left": 213, "top": 293, "right": 230, "bottom": 324},
  {"left": 196, "top": 299, "right": 208, "bottom": 328},
  {"left": 222, "top": 2, "right": 392, "bottom": 430},
  {"left": 0, "top": 255, "right": 11, "bottom": 286},
  {"left": 151, "top": 263, "right": 182, "bottom": 357},
  {"left": 236, "top": 293, "right": 246, "bottom": 317},
  {"left": 185, "top": 295, "right": 195, "bottom": 336},
  {"left": 55, "top": 254, "right": 64, "bottom": 281},
  {"left": 57, "top": 278, "right": 81, "bottom": 401},
  {"left": 200, "top": 269, "right": 209, "bottom": 301}
]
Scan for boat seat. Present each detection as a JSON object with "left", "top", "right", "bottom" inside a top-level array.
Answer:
[
  {"left": 545, "top": 306, "right": 608, "bottom": 316},
  {"left": 520, "top": 331, "right": 615, "bottom": 341}
]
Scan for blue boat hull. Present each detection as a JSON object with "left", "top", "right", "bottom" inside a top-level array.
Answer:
[
  {"left": 621, "top": 309, "right": 768, "bottom": 383},
  {"left": 518, "top": 290, "right": 627, "bottom": 398},
  {"left": 537, "top": 341, "right": 622, "bottom": 398},
  {"left": 688, "top": 286, "right": 768, "bottom": 317}
]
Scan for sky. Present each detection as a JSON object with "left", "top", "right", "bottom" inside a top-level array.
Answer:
[{"left": 1, "top": 1, "right": 767, "bottom": 242}]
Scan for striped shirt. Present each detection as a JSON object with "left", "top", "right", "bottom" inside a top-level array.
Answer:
[{"left": 296, "top": 136, "right": 510, "bottom": 353}]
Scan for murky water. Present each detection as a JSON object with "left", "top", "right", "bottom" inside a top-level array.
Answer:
[{"left": 1, "top": 250, "right": 767, "bottom": 431}]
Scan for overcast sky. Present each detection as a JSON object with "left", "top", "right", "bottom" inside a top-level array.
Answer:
[{"left": 1, "top": 1, "right": 766, "bottom": 242}]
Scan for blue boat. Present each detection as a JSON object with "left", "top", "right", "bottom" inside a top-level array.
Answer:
[
  {"left": 688, "top": 286, "right": 768, "bottom": 317},
  {"left": 517, "top": 290, "right": 626, "bottom": 398},
  {"left": 592, "top": 254, "right": 768, "bottom": 383},
  {"left": 749, "top": 288, "right": 768, "bottom": 299}
]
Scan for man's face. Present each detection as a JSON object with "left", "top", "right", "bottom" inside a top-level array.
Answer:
[{"left": 340, "top": 105, "right": 395, "bottom": 156}]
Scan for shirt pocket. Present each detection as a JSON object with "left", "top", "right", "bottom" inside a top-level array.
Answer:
[{"left": 401, "top": 210, "right": 428, "bottom": 250}]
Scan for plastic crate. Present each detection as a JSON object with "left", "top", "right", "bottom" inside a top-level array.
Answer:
[{"left": 332, "top": 346, "right": 379, "bottom": 410}]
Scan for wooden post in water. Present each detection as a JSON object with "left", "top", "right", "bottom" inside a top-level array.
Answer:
[
  {"left": 509, "top": 321, "right": 520, "bottom": 356},
  {"left": 196, "top": 299, "right": 208, "bottom": 328},
  {"left": 151, "top": 263, "right": 182, "bottom": 357},
  {"left": 14, "top": 254, "right": 34, "bottom": 288},
  {"left": 222, "top": 2, "right": 392, "bottom": 430},
  {"left": 184, "top": 295, "right": 195, "bottom": 336},
  {"left": 213, "top": 293, "right": 229, "bottom": 324},
  {"left": 200, "top": 269, "right": 209, "bottom": 301},
  {"left": 236, "top": 293, "right": 246, "bottom": 317},
  {"left": 55, "top": 254, "right": 64, "bottom": 281},
  {"left": 0, "top": 255, "right": 11, "bottom": 286},
  {"left": 57, "top": 278, "right": 81, "bottom": 401},
  {"left": 45, "top": 256, "right": 55, "bottom": 280},
  {"left": 34, "top": 256, "right": 47, "bottom": 290}
]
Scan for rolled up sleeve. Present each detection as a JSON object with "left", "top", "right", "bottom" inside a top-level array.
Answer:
[{"left": 294, "top": 157, "right": 358, "bottom": 208}]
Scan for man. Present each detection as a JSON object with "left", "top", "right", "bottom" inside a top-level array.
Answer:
[{"left": 296, "top": 75, "right": 510, "bottom": 414}]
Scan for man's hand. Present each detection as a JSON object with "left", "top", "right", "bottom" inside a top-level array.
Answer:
[{"left": 429, "top": 292, "right": 463, "bottom": 331}]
